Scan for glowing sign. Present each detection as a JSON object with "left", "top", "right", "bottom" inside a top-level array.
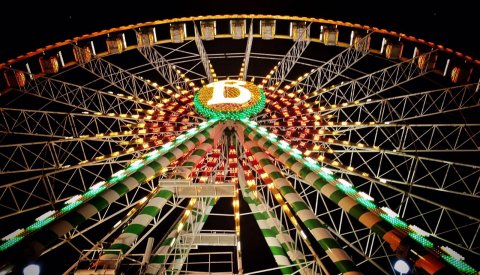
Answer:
[
  {"left": 194, "top": 80, "right": 265, "bottom": 120},
  {"left": 207, "top": 80, "right": 252, "bottom": 105}
]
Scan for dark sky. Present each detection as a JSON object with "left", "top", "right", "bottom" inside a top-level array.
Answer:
[{"left": 0, "top": 1, "right": 478, "bottom": 63}]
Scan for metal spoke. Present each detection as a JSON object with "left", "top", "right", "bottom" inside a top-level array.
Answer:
[
  {"left": 242, "top": 19, "right": 254, "bottom": 81},
  {"left": 298, "top": 53, "right": 431, "bottom": 106},
  {"left": 328, "top": 83, "right": 479, "bottom": 123},
  {"left": 0, "top": 108, "right": 133, "bottom": 138},
  {"left": 265, "top": 23, "right": 311, "bottom": 90},
  {"left": 81, "top": 57, "right": 161, "bottom": 101},
  {"left": 193, "top": 22, "right": 214, "bottom": 83},
  {"left": 15, "top": 71, "right": 148, "bottom": 114}
]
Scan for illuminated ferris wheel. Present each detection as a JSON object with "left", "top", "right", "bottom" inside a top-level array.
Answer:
[{"left": 0, "top": 15, "right": 479, "bottom": 275}]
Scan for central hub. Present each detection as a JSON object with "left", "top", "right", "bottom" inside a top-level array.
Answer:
[{"left": 194, "top": 80, "right": 265, "bottom": 120}]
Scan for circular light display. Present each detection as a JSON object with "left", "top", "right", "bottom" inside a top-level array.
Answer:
[{"left": 194, "top": 80, "right": 265, "bottom": 120}]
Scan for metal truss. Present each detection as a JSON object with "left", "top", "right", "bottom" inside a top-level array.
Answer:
[
  {"left": 317, "top": 145, "right": 480, "bottom": 255},
  {"left": 328, "top": 83, "right": 479, "bottom": 123},
  {"left": 323, "top": 142, "right": 480, "bottom": 196},
  {"left": 0, "top": 138, "right": 124, "bottom": 174},
  {"left": 17, "top": 72, "right": 147, "bottom": 114},
  {"left": 193, "top": 23, "right": 214, "bottom": 83},
  {"left": 242, "top": 19, "right": 254, "bottom": 80},
  {"left": 264, "top": 23, "right": 311, "bottom": 90},
  {"left": 82, "top": 58, "right": 160, "bottom": 102},
  {"left": 137, "top": 45, "right": 191, "bottom": 94},
  {"left": 0, "top": 149, "right": 147, "bottom": 219},
  {"left": 330, "top": 123, "right": 480, "bottom": 152},
  {"left": 300, "top": 53, "right": 431, "bottom": 105},
  {"left": 261, "top": 159, "right": 393, "bottom": 274},
  {"left": 0, "top": 108, "right": 132, "bottom": 138},
  {"left": 296, "top": 33, "right": 371, "bottom": 96}
]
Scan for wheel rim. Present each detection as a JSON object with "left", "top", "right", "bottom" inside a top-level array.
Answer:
[{"left": 0, "top": 15, "right": 478, "bottom": 274}]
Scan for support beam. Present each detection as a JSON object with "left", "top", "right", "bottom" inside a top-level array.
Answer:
[
  {"left": 82, "top": 57, "right": 160, "bottom": 102},
  {"left": 137, "top": 46, "right": 191, "bottom": 95},
  {"left": 0, "top": 108, "right": 131, "bottom": 138},
  {"left": 99, "top": 139, "right": 215, "bottom": 264},
  {"left": 0, "top": 121, "right": 219, "bottom": 265},
  {"left": 239, "top": 136, "right": 361, "bottom": 274},
  {"left": 264, "top": 23, "right": 311, "bottom": 91},
  {"left": 15, "top": 70, "right": 145, "bottom": 114},
  {"left": 193, "top": 23, "right": 214, "bottom": 83},
  {"left": 238, "top": 164, "right": 312, "bottom": 275},
  {"left": 238, "top": 121, "right": 468, "bottom": 275},
  {"left": 297, "top": 52, "right": 434, "bottom": 106},
  {"left": 242, "top": 19, "right": 254, "bottom": 81}
]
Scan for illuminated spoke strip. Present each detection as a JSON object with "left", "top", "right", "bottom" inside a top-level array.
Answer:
[
  {"left": 123, "top": 111, "right": 197, "bottom": 123},
  {"left": 0, "top": 120, "right": 218, "bottom": 256},
  {"left": 298, "top": 137, "right": 380, "bottom": 155},
  {"left": 259, "top": 108, "right": 347, "bottom": 124},
  {"left": 172, "top": 67, "right": 200, "bottom": 103},
  {"left": 98, "top": 139, "right": 215, "bottom": 263},
  {"left": 240, "top": 121, "right": 477, "bottom": 274},
  {"left": 258, "top": 105, "right": 333, "bottom": 124},
  {"left": 261, "top": 69, "right": 309, "bottom": 112},
  {"left": 241, "top": 136, "right": 362, "bottom": 275},
  {"left": 329, "top": 123, "right": 480, "bottom": 152},
  {"left": 238, "top": 164, "right": 310, "bottom": 274},
  {"left": 0, "top": 143, "right": 150, "bottom": 191}
]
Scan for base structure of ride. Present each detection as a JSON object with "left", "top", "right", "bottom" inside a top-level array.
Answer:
[{"left": 0, "top": 15, "right": 479, "bottom": 275}]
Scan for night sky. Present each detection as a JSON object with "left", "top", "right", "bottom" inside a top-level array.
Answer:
[{"left": 0, "top": 1, "right": 478, "bottom": 63}]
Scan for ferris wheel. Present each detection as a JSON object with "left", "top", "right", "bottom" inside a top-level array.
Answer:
[{"left": 0, "top": 15, "right": 479, "bottom": 275}]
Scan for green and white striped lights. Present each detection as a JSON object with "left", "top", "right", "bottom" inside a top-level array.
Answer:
[
  {"left": 194, "top": 80, "right": 265, "bottom": 120},
  {"left": 240, "top": 118, "right": 477, "bottom": 274},
  {"left": 0, "top": 118, "right": 218, "bottom": 252}
]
